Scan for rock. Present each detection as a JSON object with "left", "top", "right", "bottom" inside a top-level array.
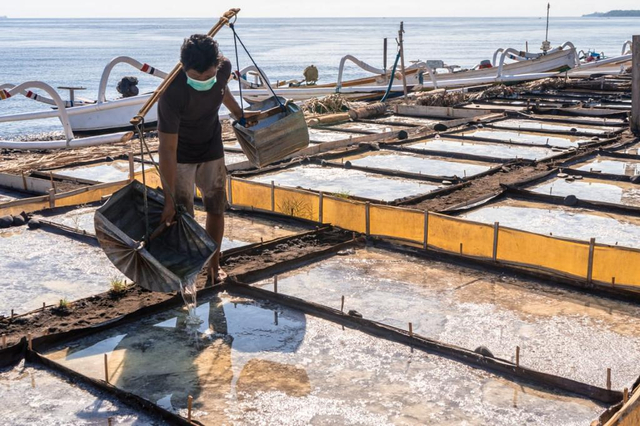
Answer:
[
  {"left": 557, "top": 173, "right": 568, "bottom": 178},
  {"left": 570, "top": 128, "right": 578, "bottom": 133},
  {"left": 344, "top": 161, "right": 352, "bottom": 169},
  {"left": 398, "top": 130, "right": 409, "bottom": 140},
  {"left": 631, "top": 175, "right": 640, "bottom": 184},
  {"left": 441, "top": 180, "right": 452, "bottom": 186},
  {"left": 320, "top": 160, "right": 328, "bottom": 167},
  {"left": 27, "top": 218, "right": 41, "bottom": 229},
  {"left": 11, "top": 215, "right": 26, "bottom": 226},
  {"left": 370, "top": 142, "right": 380, "bottom": 151},
  {"left": 348, "top": 310, "right": 363, "bottom": 318},
  {"left": 0, "top": 215, "right": 12, "bottom": 229},
  {"left": 337, "top": 248, "right": 355, "bottom": 256},
  {"left": 572, "top": 175, "right": 583, "bottom": 180},
  {"left": 563, "top": 195, "right": 578, "bottom": 206},
  {"left": 474, "top": 345, "right": 494, "bottom": 357}
]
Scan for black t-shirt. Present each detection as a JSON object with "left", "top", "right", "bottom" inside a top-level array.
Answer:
[{"left": 157, "top": 58, "right": 232, "bottom": 164}]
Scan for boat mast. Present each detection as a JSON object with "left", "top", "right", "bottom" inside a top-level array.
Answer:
[{"left": 541, "top": 3, "right": 551, "bottom": 53}]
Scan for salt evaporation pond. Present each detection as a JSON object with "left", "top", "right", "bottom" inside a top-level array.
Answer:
[
  {"left": 308, "top": 128, "right": 354, "bottom": 143},
  {"left": 371, "top": 115, "right": 441, "bottom": 126},
  {"left": 531, "top": 177, "right": 640, "bottom": 207},
  {"left": 44, "top": 292, "right": 604, "bottom": 425},
  {"left": 574, "top": 156, "right": 640, "bottom": 176},
  {"left": 328, "top": 121, "right": 406, "bottom": 133},
  {"left": 0, "top": 226, "right": 124, "bottom": 316},
  {"left": 0, "top": 361, "right": 159, "bottom": 425},
  {"left": 0, "top": 188, "right": 27, "bottom": 204},
  {"left": 403, "top": 137, "right": 556, "bottom": 160},
  {"left": 144, "top": 151, "right": 249, "bottom": 165},
  {"left": 492, "top": 119, "right": 621, "bottom": 135},
  {"left": 43, "top": 206, "right": 303, "bottom": 251},
  {"left": 250, "top": 165, "right": 439, "bottom": 201},
  {"left": 460, "top": 199, "right": 640, "bottom": 249},
  {"left": 52, "top": 160, "right": 142, "bottom": 183},
  {"left": 342, "top": 151, "right": 492, "bottom": 178},
  {"left": 463, "top": 128, "right": 587, "bottom": 148},
  {"left": 255, "top": 248, "right": 640, "bottom": 389}
]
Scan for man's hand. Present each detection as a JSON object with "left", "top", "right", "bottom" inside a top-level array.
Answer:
[{"left": 160, "top": 202, "right": 176, "bottom": 227}]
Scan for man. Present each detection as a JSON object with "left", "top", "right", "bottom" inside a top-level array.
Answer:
[{"left": 158, "top": 34, "right": 253, "bottom": 284}]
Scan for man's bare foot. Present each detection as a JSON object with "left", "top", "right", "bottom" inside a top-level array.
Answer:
[{"left": 214, "top": 268, "right": 228, "bottom": 284}]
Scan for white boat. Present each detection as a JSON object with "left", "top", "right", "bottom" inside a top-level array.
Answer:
[
  {"left": 0, "top": 42, "right": 579, "bottom": 149},
  {"left": 237, "top": 42, "right": 580, "bottom": 102},
  {"left": 568, "top": 40, "right": 633, "bottom": 77}
]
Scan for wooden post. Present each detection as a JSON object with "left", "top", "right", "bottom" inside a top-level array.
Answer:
[
  {"left": 624, "top": 387, "right": 629, "bottom": 403},
  {"left": 318, "top": 192, "right": 324, "bottom": 224},
  {"left": 274, "top": 311, "right": 278, "bottom": 326},
  {"left": 128, "top": 151, "right": 135, "bottom": 182},
  {"left": 49, "top": 172, "right": 56, "bottom": 194},
  {"left": 187, "top": 395, "right": 193, "bottom": 422},
  {"left": 612, "top": 277, "right": 616, "bottom": 286},
  {"left": 42, "top": 302, "right": 45, "bottom": 312},
  {"left": 607, "top": 368, "right": 612, "bottom": 390},
  {"left": 2, "top": 334, "right": 6, "bottom": 349},
  {"left": 227, "top": 177, "right": 233, "bottom": 206},
  {"left": 383, "top": 38, "right": 388, "bottom": 72},
  {"left": 10, "top": 309, "right": 14, "bottom": 319},
  {"left": 28, "top": 333, "right": 32, "bottom": 351},
  {"left": 21, "top": 171, "right": 28, "bottom": 191},
  {"left": 398, "top": 22, "right": 409, "bottom": 101},
  {"left": 365, "top": 202, "right": 371, "bottom": 236},
  {"left": 459, "top": 243, "right": 463, "bottom": 254},
  {"left": 423, "top": 211, "right": 429, "bottom": 250},
  {"left": 104, "top": 353, "right": 109, "bottom": 383},
  {"left": 516, "top": 346, "right": 520, "bottom": 367},
  {"left": 587, "top": 238, "right": 595, "bottom": 284},
  {"left": 270, "top": 181, "right": 275, "bottom": 211},
  {"left": 340, "top": 295, "right": 345, "bottom": 313},
  {"left": 48, "top": 188, "right": 55, "bottom": 208},
  {"left": 493, "top": 222, "right": 500, "bottom": 262},
  {"left": 274, "top": 275, "right": 278, "bottom": 293},
  {"left": 632, "top": 35, "right": 640, "bottom": 136},
  {"left": 408, "top": 322, "right": 413, "bottom": 337}
]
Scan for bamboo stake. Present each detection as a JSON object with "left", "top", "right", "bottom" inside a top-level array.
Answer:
[
  {"left": 341, "top": 295, "right": 345, "bottom": 313},
  {"left": 128, "top": 151, "right": 135, "bottom": 182},
  {"left": 624, "top": 387, "right": 629, "bottom": 403},
  {"left": 408, "top": 322, "right": 413, "bottom": 337},
  {"left": 104, "top": 353, "right": 109, "bottom": 384},
  {"left": 606, "top": 368, "right": 611, "bottom": 390},
  {"left": 130, "top": 9, "right": 241, "bottom": 125},
  {"left": 187, "top": 395, "right": 193, "bottom": 422},
  {"left": 274, "top": 275, "right": 278, "bottom": 293},
  {"left": 27, "top": 333, "right": 32, "bottom": 351},
  {"left": 516, "top": 346, "right": 520, "bottom": 367},
  {"left": 398, "top": 22, "right": 408, "bottom": 101},
  {"left": 2, "top": 334, "right": 6, "bottom": 349}
]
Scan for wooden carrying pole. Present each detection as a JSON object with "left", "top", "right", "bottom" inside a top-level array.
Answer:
[
  {"left": 632, "top": 35, "right": 640, "bottom": 136},
  {"left": 130, "top": 8, "right": 241, "bottom": 126}
]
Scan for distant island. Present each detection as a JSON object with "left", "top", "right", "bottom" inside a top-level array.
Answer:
[{"left": 583, "top": 10, "right": 640, "bottom": 17}]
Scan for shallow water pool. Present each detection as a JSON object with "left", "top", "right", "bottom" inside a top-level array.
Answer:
[
  {"left": 44, "top": 292, "right": 605, "bottom": 425},
  {"left": 255, "top": 248, "right": 640, "bottom": 389},
  {"left": 461, "top": 199, "right": 640, "bottom": 248},
  {"left": 531, "top": 177, "right": 640, "bottom": 207},
  {"left": 250, "top": 165, "right": 439, "bottom": 201},
  {"left": 404, "top": 137, "right": 556, "bottom": 160}
]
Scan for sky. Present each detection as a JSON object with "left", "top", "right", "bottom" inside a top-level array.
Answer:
[{"left": 2, "top": 1, "right": 640, "bottom": 18}]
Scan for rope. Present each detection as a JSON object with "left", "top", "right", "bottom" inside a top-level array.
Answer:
[
  {"left": 381, "top": 50, "right": 402, "bottom": 102},
  {"left": 229, "top": 23, "right": 285, "bottom": 112},
  {"left": 133, "top": 116, "right": 178, "bottom": 244}
]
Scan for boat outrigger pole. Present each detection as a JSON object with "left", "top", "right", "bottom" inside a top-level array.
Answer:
[{"left": 130, "top": 8, "right": 241, "bottom": 126}]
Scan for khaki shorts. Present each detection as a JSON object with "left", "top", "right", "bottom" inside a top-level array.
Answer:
[{"left": 175, "top": 157, "right": 227, "bottom": 216}]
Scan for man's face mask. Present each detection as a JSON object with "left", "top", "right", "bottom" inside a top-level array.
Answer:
[{"left": 186, "top": 74, "right": 217, "bottom": 91}]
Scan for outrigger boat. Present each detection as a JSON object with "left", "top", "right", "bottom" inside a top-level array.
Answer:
[
  {"left": 0, "top": 40, "right": 582, "bottom": 149},
  {"left": 568, "top": 40, "right": 633, "bottom": 77}
]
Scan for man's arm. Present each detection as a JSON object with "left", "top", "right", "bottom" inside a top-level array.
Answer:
[
  {"left": 158, "top": 131, "right": 178, "bottom": 225},
  {"left": 222, "top": 86, "right": 259, "bottom": 124}
]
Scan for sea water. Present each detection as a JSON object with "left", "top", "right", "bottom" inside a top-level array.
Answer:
[{"left": 1, "top": 17, "right": 639, "bottom": 137}]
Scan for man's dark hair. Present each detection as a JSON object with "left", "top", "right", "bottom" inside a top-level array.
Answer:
[{"left": 181, "top": 34, "right": 221, "bottom": 73}]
